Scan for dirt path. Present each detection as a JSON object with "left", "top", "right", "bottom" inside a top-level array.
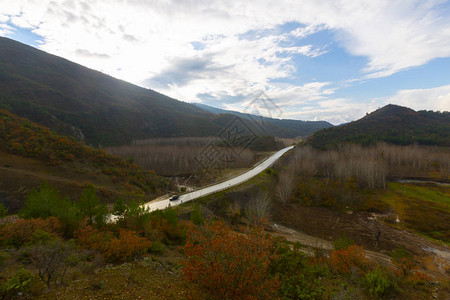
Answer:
[
  {"left": 269, "top": 223, "right": 394, "bottom": 268},
  {"left": 270, "top": 204, "right": 450, "bottom": 280}
]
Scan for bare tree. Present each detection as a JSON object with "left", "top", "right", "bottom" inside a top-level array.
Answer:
[
  {"left": 276, "top": 171, "right": 295, "bottom": 206},
  {"left": 375, "top": 225, "right": 382, "bottom": 247},
  {"left": 24, "top": 240, "right": 79, "bottom": 287},
  {"left": 290, "top": 146, "right": 318, "bottom": 177},
  {"left": 245, "top": 191, "right": 271, "bottom": 222},
  {"left": 226, "top": 200, "right": 242, "bottom": 224}
]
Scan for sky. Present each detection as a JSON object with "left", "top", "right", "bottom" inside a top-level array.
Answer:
[{"left": 1, "top": 0, "right": 450, "bottom": 124}]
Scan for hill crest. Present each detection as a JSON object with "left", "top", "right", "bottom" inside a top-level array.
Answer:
[{"left": 307, "top": 104, "right": 450, "bottom": 149}]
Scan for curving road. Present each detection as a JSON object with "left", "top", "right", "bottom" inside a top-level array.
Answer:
[
  {"left": 141, "top": 145, "right": 294, "bottom": 212},
  {"left": 108, "top": 145, "right": 294, "bottom": 222}
]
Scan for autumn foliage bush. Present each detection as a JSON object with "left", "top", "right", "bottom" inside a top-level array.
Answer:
[
  {"left": 329, "top": 245, "right": 369, "bottom": 274},
  {"left": 389, "top": 248, "right": 431, "bottom": 283},
  {"left": 182, "top": 220, "right": 280, "bottom": 300},
  {"left": 0, "top": 217, "right": 61, "bottom": 247},
  {"left": 75, "top": 226, "right": 151, "bottom": 262}
]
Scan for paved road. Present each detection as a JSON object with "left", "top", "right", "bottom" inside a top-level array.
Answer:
[{"left": 140, "top": 145, "right": 294, "bottom": 212}]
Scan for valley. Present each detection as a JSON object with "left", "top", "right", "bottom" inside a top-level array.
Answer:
[{"left": 0, "top": 34, "right": 449, "bottom": 300}]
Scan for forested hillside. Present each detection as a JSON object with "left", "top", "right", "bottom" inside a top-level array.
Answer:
[{"left": 307, "top": 104, "right": 449, "bottom": 149}]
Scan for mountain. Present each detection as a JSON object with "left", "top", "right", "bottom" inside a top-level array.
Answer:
[
  {"left": 306, "top": 104, "right": 450, "bottom": 149},
  {"left": 0, "top": 37, "right": 331, "bottom": 146},
  {"left": 194, "top": 103, "right": 333, "bottom": 138},
  {"left": 0, "top": 109, "right": 165, "bottom": 211},
  {"left": 0, "top": 37, "right": 221, "bottom": 146}
]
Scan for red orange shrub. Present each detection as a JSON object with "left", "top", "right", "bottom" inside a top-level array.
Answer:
[
  {"left": 410, "top": 270, "right": 432, "bottom": 283},
  {"left": 104, "top": 229, "right": 152, "bottom": 262},
  {"left": 0, "top": 217, "right": 61, "bottom": 247},
  {"left": 182, "top": 220, "right": 280, "bottom": 300},
  {"left": 330, "top": 245, "right": 369, "bottom": 274},
  {"left": 75, "top": 226, "right": 151, "bottom": 262},
  {"left": 392, "top": 256, "right": 418, "bottom": 278}
]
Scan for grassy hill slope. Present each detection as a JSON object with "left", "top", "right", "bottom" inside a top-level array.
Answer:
[
  {"left": 0, "top": 109, "right": 166, "bottom": 211},
  {"left": 307, "top": 104, "right": 450, "bottom": 149}
]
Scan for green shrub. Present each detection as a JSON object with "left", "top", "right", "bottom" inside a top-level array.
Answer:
[
  {"left": 113, "top": 198, "right": 127, "bottom": 218},
  {"left": 333, "top": 234, "right": 354, "bottom": 250},
  {"left": 190, "top": 204, "right": 205, "bottom": 225},
  {"left": 0, "top": 267, "right": 43, "bottom": 298},
  {"left": 149, "top": 241, "right": 165, "bottom": 255},
  {"left": 119, "top": 201, "right": 152, "bottom": 232},
  {"left": 0, "top": 250, "right": 9, "bottom": 267},
  {"left": 0, "top": 203, "right": 8, "bottom": 218},
  {"left": 19, "top": 182, "right": 62, "bottom": 219},
  {"left": 271, "top": 242, "right": 325, "bottom": 299},
  {"left": 30, "top": 229, "right": 55, "bottom": 245},
  {"left": 265, "top": 168, "right": 278, "bottom": 177},
  {"left": 159, "top": 207, "right": 178, "bottom": 226},
  {"left": 51, "top": 198, "right": 82, "bottom": 238},
  {"left": 364, "top": 267, "right": 392, "bottom": 297},
  {"left": 19, "top": 182, "right": 83, "bottom": 237},
  {"left": 390, "top": 247, "right": 410, "bottom": 262},
  {"left": 77, "top": 185, "right": 99, "bottom": 223},
  {"left": 94, "top": 204, "right": 109, "bottom": 229}
]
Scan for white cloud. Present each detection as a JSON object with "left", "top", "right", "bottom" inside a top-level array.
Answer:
[
  {"left": 0, "top": 0, "right": 449, "bottom": 122},
  {"left": 336, "top": 1, "right": 450, "bottom": 78},
  {"left": 280, "top": 97, "right": 381, "bottom": 125},
  {"left": 283, "top": 84, "right": 450, "bottom": 124},
  {"left": 379, "top": 84, "right": 450, "bottom": 112},
  {"left": 291, "top": 24, "right": 328, "bottom": 39},
  {"left": 0, "top": 23, "right": 13, "bottom": 36}
]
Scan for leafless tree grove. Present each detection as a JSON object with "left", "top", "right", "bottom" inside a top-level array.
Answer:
[
  {"left": 245, "top": 191, "right": 272, "bottom": 222},
  {"left": 105, "top": 137, "right": 255, "bottom": 176},
  {"left": 288, "top": 143, "right": 449, "bottom": 189},
  {"left": 276, "top": 170, "right": 295, "bottom": 205}
]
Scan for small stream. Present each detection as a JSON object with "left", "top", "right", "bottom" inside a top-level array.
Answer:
[{"left": 396, "top": 179, "right": 450, "bottom": 186}]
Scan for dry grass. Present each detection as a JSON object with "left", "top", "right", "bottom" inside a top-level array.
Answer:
[
  {"left": 39, "top": 259, "right": 196, "bottom": 299},
  {"left": 0, "top": 151, "right": 151, "bottom": 212},
  {"left": 275, "top": 137, "right": 301, "bottom": 147}
]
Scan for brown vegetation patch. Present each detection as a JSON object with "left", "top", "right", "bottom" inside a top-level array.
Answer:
[
  {"left": 272, "top": 203, "right": 450, "bottom": 279},
  {"left": 273, "top": 203, "right": 445, "bottom": 255},
  {"left": 0, "top": 151, "right": 139, "bottom": 212},
  {"left": 39, "top": 260, "right": 191, "bottom": 299}
]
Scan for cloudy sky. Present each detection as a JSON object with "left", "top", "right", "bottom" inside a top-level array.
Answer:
[{"left": 1, "top": 0, "right": 450, "bottom": 124}]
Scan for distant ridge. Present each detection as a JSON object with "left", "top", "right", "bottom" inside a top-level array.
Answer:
[
  {"left": 306, "top": 104, "right": 450, "bottom": 149},
  {"left": 194, "top": 103, "right": 333, "bottom": 138}
]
